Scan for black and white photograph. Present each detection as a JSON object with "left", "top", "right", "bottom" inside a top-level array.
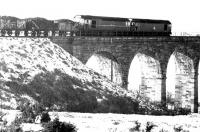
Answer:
[{"left": 0, "top": 0, "right": 200, "bottom": 131}]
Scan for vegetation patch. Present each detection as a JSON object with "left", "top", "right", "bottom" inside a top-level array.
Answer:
[
  {"left": 4, "top": 68, "right": 192, "bottom": 115},
  {"left": 4, "top": 69, "right": 138, "bottom": 114},
  {"left": 43, "top": 118, "right": 77, "bottom": 132}
]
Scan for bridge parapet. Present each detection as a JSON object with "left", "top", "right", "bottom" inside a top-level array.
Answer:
[{"left": 51, "top": 36, "right": 200, "bottom": 42}]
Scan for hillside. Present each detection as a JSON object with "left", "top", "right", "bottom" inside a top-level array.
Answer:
[{"left": 0, "top": 37, "right": 134, "bottom": 112}]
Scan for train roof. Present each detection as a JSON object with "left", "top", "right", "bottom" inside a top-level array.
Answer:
[
  {"left": 77, "top": 15, "right": 171, "bottom": 24},
  {"left": 131, "top": 18, "right": 171, "bottom": 24},
  {"left": 78, "top": 15, "right": 130, "bottom": 22}
]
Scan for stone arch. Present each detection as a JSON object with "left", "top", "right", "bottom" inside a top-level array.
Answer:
[
  {"left": 86, "top": 51, "right": 123, "bottom": 85},
  {"left": 166, "top": 51, "right": 195, "bottom": 110},
  {"left": 128, "top": 53, "right": 162, "bottom": 102}
]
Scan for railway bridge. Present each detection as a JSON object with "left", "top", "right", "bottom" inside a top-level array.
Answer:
[{"left": 51, "top": 36, "right": 200, "bottom": 113}]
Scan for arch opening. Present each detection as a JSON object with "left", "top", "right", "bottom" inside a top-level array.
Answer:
[
  {"left": 128, "top": 53, "right": 162, "bottom": 102},
  {"left": 86, "top": 51, "right": 122, "bottom": 85},
  {"left": 166, "top": 52, "right": 194, "bottom": 111}
]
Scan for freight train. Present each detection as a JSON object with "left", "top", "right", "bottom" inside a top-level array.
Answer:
[{"left": 0, "top": 15, "right": 172, "bottom": 37}]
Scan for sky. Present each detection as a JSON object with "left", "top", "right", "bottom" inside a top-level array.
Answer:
[{"left": 0, "top": 0, "right": 200, "bottom": 35}]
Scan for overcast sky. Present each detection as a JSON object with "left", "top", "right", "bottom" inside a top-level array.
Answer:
[{"left": 0, "top": 0, "right": 200, "bottom": 35}]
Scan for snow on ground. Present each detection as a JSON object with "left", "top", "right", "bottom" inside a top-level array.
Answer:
[
  {"left": 48, "top": 112, "right": 200, "bottom": 132},
  {"left": 0, "top": 37, "right": 87, "bottom": 82},
  {"left": 1, "top": 109, "right": 21, "bottom": 125},
  {"left": 1, "top": 110, "right": 200, "bottom": 132}
]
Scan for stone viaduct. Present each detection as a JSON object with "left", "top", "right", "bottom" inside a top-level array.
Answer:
[{"left": 51, "top": 36, "right": 200, "bottom": 113}]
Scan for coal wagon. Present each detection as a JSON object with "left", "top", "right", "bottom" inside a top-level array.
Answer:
[{"left": 0, "top": 16, "right": 26, "bottom": 36}]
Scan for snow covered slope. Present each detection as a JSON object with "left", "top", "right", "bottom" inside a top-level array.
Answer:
[{"left": 0, "top": 37, "right": 132, "bottom": 110}]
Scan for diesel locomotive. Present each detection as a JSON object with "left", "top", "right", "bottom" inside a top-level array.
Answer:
[
  {"left": 0, "top": 15, "right": 171, "bottom": 37},
  {"left": 73, "top": 15, "right": 171, "bottom": 36}
]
